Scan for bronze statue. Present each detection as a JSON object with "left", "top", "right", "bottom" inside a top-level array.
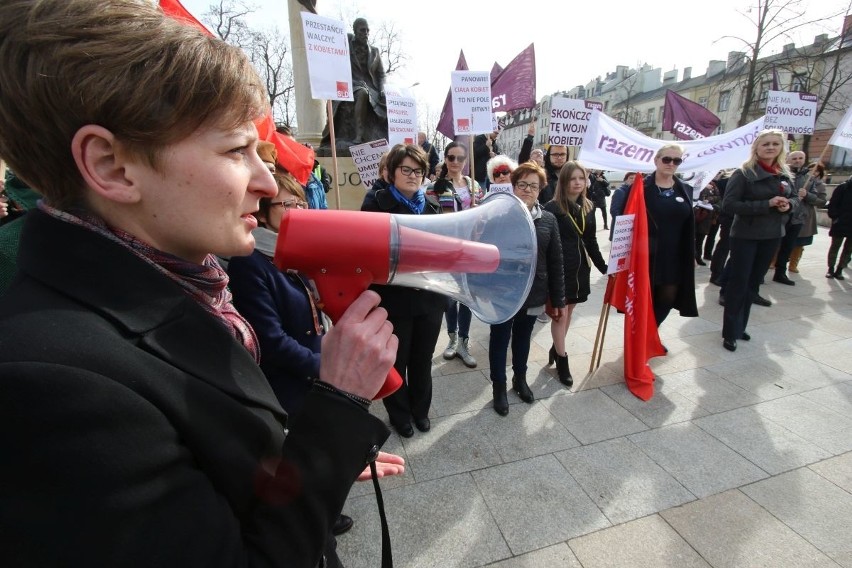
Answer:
[{"left": 319, "top": 18, "right": 388, "bottom": 155}]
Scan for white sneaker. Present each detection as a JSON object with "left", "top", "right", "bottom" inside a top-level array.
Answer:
[{"left": 536, "top": 312, "right": 549, "bottom": 323}]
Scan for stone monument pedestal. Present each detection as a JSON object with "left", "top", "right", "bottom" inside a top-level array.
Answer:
[{"left": 318, "top": 156, "right": 369, "bottom": 211}]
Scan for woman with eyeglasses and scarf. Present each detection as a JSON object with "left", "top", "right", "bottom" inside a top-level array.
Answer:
[
  {"left": 361, "top": 144, "right": 445, "bottom": 438},
  {"left": 612, "top": 143, "right": 698, "bottom": 328}
]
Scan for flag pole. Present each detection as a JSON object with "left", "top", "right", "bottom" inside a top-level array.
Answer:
[
  {"left": 327, "top": 100, "right": 342, "bottom": 210},
  {"left": 468, "top": 115, "right": 476, "bottom": 205},
  {"left": 590, "top": 276, "right": 614, "bottom": 372}
]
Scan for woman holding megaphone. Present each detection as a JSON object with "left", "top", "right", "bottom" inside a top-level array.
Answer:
[
  {"left": 361, "top": 144, "right": 446, "bottom": 438},
  {"left": 488, "top": 161, "right": 566, "bottom": 416}
]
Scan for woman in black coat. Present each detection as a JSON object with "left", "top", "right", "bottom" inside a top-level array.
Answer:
[
  {"left": 827, "top": 177, "right": 852, "bottom": 279},
  {"left": 361, "top": 143, "right": 446, "bottom": 438},
  {"left": 721, "top": 129, "right": 794, "bottom": 351},
  {"left": 488, "top": 161, "right": 566, "bottom": 416},
  {"left": 544, "top": 161, "right": 607, "bottom": 386}
]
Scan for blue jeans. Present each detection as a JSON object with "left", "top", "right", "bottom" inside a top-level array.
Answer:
[
  {"left": 722, "top": 237, "right": 780, "bottom": 341},
  {"left": 445, "top": 299, "right": 472, "bottom": 338},
  {"left": 488, "top": 310, "right": 537, "bottom": 384}
]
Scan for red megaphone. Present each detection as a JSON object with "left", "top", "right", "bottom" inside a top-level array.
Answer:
[{"left": 273, "top": 209, "right": 500, "bottom": 399}]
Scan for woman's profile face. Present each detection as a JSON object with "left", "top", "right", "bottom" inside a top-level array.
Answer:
[{"left": 124, "top": 120, "right": 277, "bottom": 263}]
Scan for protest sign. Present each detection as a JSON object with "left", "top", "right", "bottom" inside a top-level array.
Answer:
[
  {"left": 450, "top": 71, "right": 493, "bottom": 135},
  {"left": 764, "top": 91, "right": 818, "bottom": 135},
  {"left": 384, "top": 85, "right": 417, "bottom": 147},
  {"left": 608, "top": 214, "right": 635, "bottom": 275},
  {"left": 548, "top": 98, "right": 603, "bottom": 147},
  {"left": 349, "top": 139, "right": 389, "bottom": 190},
  {"left": 301, "top": 13, "right": 352, "bottom": 101},
  {"left": 828, "top": 106, "right": 852, "bottom": 150},
  {"left": 486, "top": 183, "right": 513, "bottom": 196}
]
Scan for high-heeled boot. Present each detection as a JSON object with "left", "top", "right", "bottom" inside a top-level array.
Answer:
[
  {"left": 492, "top": 382, "right": 509, "bottom": 416},
  {"left": 555, "top": 353, "right": 573, "bottom": 387},
  {"left": 512, "top": 373, "right": 534, "bottom": 403},
  {"left": 548, "top": 345, "right": 557, "bottom": 366}
]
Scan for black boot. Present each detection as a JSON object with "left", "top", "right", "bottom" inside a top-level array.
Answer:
[
  {"left": 512, "top": 373, "right": 534, "bottom": 403},
  {"left": 548, "top": 345, "right": 557, "bottom": 366},
  {"left": 492, "top": 382, "right": 509, "bottom": 416},
  {"left": 555, "top": 353, "right": 573, "bottom": 387}
]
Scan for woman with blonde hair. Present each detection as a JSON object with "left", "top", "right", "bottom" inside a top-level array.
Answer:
[
  {"left": 721, "top": 129, "right": 794, "bottom": 351},
  {"left": 543, "top": 161, "right": 607, "bottom": 386}
]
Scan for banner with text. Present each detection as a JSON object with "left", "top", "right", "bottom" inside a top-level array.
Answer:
[
  {"left": 549, "top": 97, "right": 603, "bottom": 147},
  {"left": 607, "top": 214, "right": 635, "bottom": 275},
  {"left": 450, "top": 71, "right": 493, "bottom": 136},
  {"left": 301, "top": 13, "right": 352, "bottom": 101},
  {"left": 765, "top": 91, "right": 817, "bottom": 135},
  {"left": 486, "top": 183, "right": 513, "bottom": 196},
  {"left": 579, "top": 112, "right": 765, "bottom": 180},
  {"left": 349, "top": 139, "right": 389, "bottom": 190},
  {"left": 828, "top": 106, "right": 852, "bottom": 151},
  {"left": 384, "top": 85, "right": 417, "bottom": 147}
]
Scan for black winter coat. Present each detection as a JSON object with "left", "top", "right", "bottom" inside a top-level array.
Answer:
[
  {"left": 526, "top": 207, "right": 566, "bottom": 310},
  {"left": 544, "top": 198, "right": 607, "bottom": 302},
  {"left": 828, "top": 179, "right": 852, "bottom": 238}
]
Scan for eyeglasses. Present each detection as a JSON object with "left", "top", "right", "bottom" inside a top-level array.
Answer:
[
  {"left": 660, "top": 156, "right": 683, "bottom": 165},
  {"left": 494, "top": 168, "right": 512, "bottom": 177},
  {"left": 445, "top": 154, "right": 466, "bottom": 163},
  {"left": 550, "top": 152, "right": 567, "bottom": 158},
  {"left": 270, "top": 199, "right": 307, "bottom": 209},
  {"left": 397, "top": 165, "right": 425, "bottom": 177},
  {"left": 515, "top": 181, "right": 540, "bottom": 191}
]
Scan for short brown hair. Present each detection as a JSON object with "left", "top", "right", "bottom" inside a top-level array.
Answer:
[
  {"left": 0, "top": 0, "right": 268, "bottom": 209},
  {"left": 510, "top": 161, "right": 546, "bottom": 188},
  {"left": 385, "top": 144, "right": 428, "bottom": 185}
]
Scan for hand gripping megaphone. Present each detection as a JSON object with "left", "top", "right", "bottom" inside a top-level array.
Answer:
[{"left": 272, "top": 192, "right": 537, "bottom": 399}]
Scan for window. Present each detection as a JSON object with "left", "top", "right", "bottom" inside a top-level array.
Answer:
[
  {"left": 646, "top": 108, "right": 655, "bottom": 123},
  {"left": 718, "top": 90, "right": 731, "bottom": 112},
  {"left": 758, "top": 81, "right": 771, "bottom": 106},
  {"left": 792, "top": 73, "right": 807, "bottom": 92},
  {"left": 698, "top": 97, "right": 708, "bottom": 108}
]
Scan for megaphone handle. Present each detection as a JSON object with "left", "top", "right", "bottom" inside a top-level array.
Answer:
[{"left": 374, "top": 367, "right": 403, "bottom": 400}]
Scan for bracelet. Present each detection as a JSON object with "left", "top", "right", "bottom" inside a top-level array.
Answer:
[{"left": 313, "top": 380, "right": 371, "bottom": 410}]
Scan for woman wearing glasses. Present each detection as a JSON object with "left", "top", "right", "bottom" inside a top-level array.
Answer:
[
  {"left": 486, "top": 154, "right": 518, "bottom": 188},
  {"left": 361, "top": 144, "right": 445, "bottom": 438},
  {"left": 488, "top": 161, "right": 565, "bottom": 416},
  {"left": 614, "top": 144, "right": 698, "bottom": 327},
  {"left": 432, "top": 141, "right": 483, "bottom": 368}
]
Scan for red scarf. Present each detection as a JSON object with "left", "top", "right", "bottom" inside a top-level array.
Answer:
[{"left": 758, "top": 160, "right": 780, "bottom": 175}]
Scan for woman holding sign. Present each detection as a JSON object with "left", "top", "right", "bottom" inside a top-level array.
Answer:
[{"left": 543, "top": 161, "right": 608, "bottom": 386}]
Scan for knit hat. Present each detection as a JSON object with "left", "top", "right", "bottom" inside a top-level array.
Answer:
[{"left": 257, "top": 141, "right": 277, "bottom": 171}]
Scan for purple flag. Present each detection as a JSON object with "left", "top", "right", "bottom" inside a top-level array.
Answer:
[
  {"left": 436, "top": 51, "right": 469, "bottom": 139},
  {"left": 490, "top": 43, "right": 536, "bottom": 113},
  {"left": 662, "top": 89, "right": 721, "bottom": 140},
  {"left": 490, "top": 62, "right": 503, "bottom": 82}
]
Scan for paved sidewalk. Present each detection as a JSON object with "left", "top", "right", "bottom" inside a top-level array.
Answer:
[{"left": 338, "top": 228, "right": 852, "bottom": 568}]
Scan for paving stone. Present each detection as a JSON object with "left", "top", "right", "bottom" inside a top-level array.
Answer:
[
  {"left": 661, "top": 489, "right": 838, "bottom": 567},
  {"left": 705, "top": 356, "right": 825, "bottom": 400},
  {"left": 628, "top": 423, "right": 767, "bottom": 498},
  {"left": 602, "top": 381, "right": 710, "bottom": 428},
  {"left": 474, "top": 400, "right": 580, "bottom": 463},
  {"left": 568, "top": 514, "right": 711, "bottom": 568},
  {"left": 799, "top": 381, "right": 852, "bottom": 416},
  {"left": 654, "top": 367, "right": 763, "bottom": 414},
  {"left": 471, "top": 455, "right": 610, "bottom": 555},
  {"left": 752, "top": 394, "right": 852, "bottom": 455},
  {"left": 339, "top": 473, "right": 509, "bottom": 568},
  {"left": 430, "top": 370, "right": 492, "bottom": 417},
  {"left": 556, "top": 437, "right": 695, "bottom": 525},
  {"left": 544, "top": 389, "right": 648, "bottom": 445},
  {"left": 742, "top": 468, "right": 852, "bottom": 567},
  {"left": 402, "top": 411, "right": 502, "bottom": 483},
  {"left": 482, "top": 543, "right": 582, "bottom": 568},
  {"left": 695, "top": 407, "right": 832, "bottom": 475},
  {"left": 809, "top": 452, "right": 852, "bottom": 493}
]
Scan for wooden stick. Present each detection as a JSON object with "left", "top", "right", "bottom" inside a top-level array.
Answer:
[{"left": 327, "top": 100, "right": 341, "bottom": 210}]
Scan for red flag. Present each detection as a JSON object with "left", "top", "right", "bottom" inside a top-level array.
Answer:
[
  {"left": 436, "top": 51, "right": 469, "bottom": 140},
  {"left": 158, "top": 1, "right": 313, "bottom": 185},
  {"left": 662, "top": 90, "right": 721, "bottom": 140},
  {"left": 608, "top": 175, "right": 665, "bottom": 401}
]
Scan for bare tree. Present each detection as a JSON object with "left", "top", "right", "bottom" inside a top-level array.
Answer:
[
  {"left": 372, "top": 20, "right": 407, "bottom": 76},
  {"left": 206, "top": 0, "right": 254, "bottom": 48},
  {"left": 718, "top": 0, "right": 844, "bottom": 126}
]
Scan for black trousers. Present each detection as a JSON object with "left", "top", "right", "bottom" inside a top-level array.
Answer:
[
  {"left": 723, "top": 237, "right": 780, "bottom": 341},
  {"left": 710, "top": 217, "right": 732, "bottom": 280},
  {"left": 381, "top": 309, "right": 443, "bottom": 427}
]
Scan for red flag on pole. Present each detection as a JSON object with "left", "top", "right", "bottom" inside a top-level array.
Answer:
[
  {"left": 158, "top": 0, "right": 314, "bottom": 185},
  {"left": 607, "top": 175, "right": 665, "bottom": 400}
]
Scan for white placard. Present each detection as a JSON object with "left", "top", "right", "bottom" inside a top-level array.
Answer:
[
  {"left": 548, "top": 98, "right": 603, "bottom": 147},
  {"left": 828, "top": 106, "right": 852, "bottom": 150},
  {"left": 607, "top": 214, "right": 635, "bottom": 275},
  {"left": 764, "top": 91, "right": 817, "bottom": 135},
  {"left": 301, "top": 13, "right": 352, "bottom": 101},
  {"left": 450, "top": 71, "right": 493, "bottom": 135},
  {"left": 486, "top": 183, "right": 513, "bottom": 196},
  {"left": 384, "top": 85, "right": 417, "bottom": 147},
  {"left": 349, "top": 139, "right": 389, "bottom": 190}
]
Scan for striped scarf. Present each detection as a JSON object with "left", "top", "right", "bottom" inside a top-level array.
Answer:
[{"left": 39, "top": 203, "right": 260, "bottom": 362}]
